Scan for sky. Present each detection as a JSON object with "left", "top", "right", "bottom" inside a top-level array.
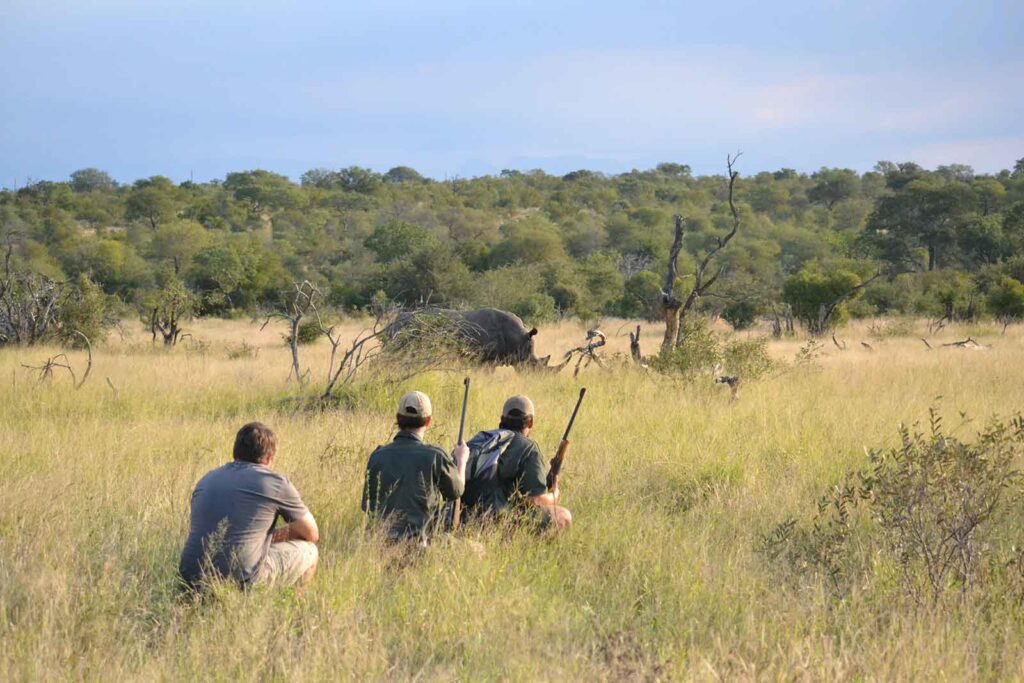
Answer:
[{"left": 0, "top": 0, "right": 1021, "bottom": 186}]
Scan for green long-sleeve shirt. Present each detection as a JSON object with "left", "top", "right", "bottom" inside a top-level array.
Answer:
[{"left": 362, "top": 431, "right": 464, "bottom": 541}]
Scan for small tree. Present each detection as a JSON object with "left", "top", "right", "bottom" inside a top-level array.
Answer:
[
  {"left": 141, "top": 278, "right": 199, "bottom": 346},
  {"left": 783, "top": 265, "right": 877, "bottom": 335},
  {"left": 987, "top": 276, "right": 1024, "bottom": 332}
]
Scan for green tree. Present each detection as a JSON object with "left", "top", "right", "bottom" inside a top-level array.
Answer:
[
  {"left": 783, "top": 265, "right": 862, "bottom": 334},
  {"left": 69, "top": 168, "right": 117, "bottom": 193},
  {"left": 808, "top": 168, "right": 860, "bottom": 210},
  {"left": 866, "top": 179, "right": 977, "bottom": 271},
  {"left": 223, "top": 169, "right": 303, "bottom": 215},
  {"left": 987, "top": 276, "right": 1024, "bottom": 328},
  {"left": 383, "top": 166, "right": 426, "bottom": 184},
  {"left": 125, "top": 176, "right": 179, "bottom": 229},
  {"left": 364, "top": 221, "right": 438, "bottom": 263}
]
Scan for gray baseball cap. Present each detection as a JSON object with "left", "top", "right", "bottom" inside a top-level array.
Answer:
[
  {"left": 398, "top": 391, "right": 432, "bottom": 418},
  {"left": 502, "top": 395, "right": 535, "bottom": 418}
]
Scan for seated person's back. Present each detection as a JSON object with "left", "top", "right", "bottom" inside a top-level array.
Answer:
[
  {"left": 362, "top": 391, "right": 465, "bottom": 541},
  {"left": 179, "top": 422, "right": 318, "bottom": 588}
]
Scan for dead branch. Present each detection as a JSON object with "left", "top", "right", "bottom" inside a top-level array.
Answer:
[
  {"left": 20, "top": 331, "right": 93, "bottom": 389},
  {"left": 942, "top": 337, "right": 983, "bottom": 349},
  {"left": 921, "top": 338, "right": 933, "bottom": 350},
  {"left": 22, "top": 354, "right": 75, "bottom": 386},
  {"left": 557, "top": 329, "right": 607, "bottom": 377},
  {"left": 71, "top": 331, "right": 92, "bottom": 389},
  {"left": 814, "top": 272, "right": 884, "bottom": 336},
  {"left": 105, "top": 376, "right": 119, "bottom": 400},
  {"left": 628, "top": 325, "right": 642, "bottom": 363},
  {"left": 832, "top": 333, "right": 847, "bottom": 351},
  {"left": 927, "top": 315, "right": 949, "bottom": 336},
  {"left": 861, "top": 341, "right": 874, "bottom": 351}
]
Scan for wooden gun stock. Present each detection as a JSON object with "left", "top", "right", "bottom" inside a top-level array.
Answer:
[{"left": 546, "top": 438, "right": 569, "bottom": 492}]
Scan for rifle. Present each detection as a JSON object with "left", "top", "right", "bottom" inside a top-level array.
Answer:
[
  {"left": 452, "top": 376, "right": 470, "bottom": 529},
  {"left": 546, "top": 387, "right": 586, "bottom": 494}
]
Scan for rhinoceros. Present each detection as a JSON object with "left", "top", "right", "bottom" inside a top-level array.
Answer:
[{"left": 385, "top": 307, "right": 551, "bottom": 368}]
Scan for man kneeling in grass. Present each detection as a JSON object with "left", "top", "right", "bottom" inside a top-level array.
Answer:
[
  {"left": 362, "top": 391, "right": 467, "bottom": 544},
  {"left": 179, "top": 422, "right": 319, "bottom": 590},
  {"left": 460, "top": 396, "right": 572, "bottom": 530}
]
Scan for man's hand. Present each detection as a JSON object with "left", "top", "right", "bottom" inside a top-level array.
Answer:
[{"left": 453, "top": 443, "right": 469, "bottom": 478}]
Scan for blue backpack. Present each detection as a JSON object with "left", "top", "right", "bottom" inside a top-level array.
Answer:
[{"left": 446, "top": 429, "right": 516, "bottom": 525}]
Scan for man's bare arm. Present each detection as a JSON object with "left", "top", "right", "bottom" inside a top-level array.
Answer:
[{"left": 272, "top": 512, "right": 319, "bottom": 543}]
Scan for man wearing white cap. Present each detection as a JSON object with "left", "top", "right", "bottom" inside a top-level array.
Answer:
[
  {"left": 461, "top": 395, "right": 572, "bottom": 530},
  {"left": 361, "top": 390, "right": 468, "bottom": 543}
]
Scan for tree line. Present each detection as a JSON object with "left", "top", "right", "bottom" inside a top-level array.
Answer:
[{"left": 2, "top": 158, "right": 1024, "bottom": 346}]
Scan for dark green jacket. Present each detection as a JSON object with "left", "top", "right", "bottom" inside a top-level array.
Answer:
[
  {"left": 483, "top": 431, "right": 548, "bottom": 516},
  {"left": 362, "top": 431, "right": 464, "bottom": 540}
]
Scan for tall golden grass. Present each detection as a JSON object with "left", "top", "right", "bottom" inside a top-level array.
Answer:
[{"left": 2, "top": 316, "right": 1023, "bottom": 680}]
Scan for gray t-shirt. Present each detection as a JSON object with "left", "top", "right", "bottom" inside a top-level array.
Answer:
[{"left": 178, "top": 461, "right": 309, "bottom": 586}]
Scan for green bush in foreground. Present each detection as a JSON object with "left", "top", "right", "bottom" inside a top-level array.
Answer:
[{"left": 762, "top": 408, "right": 1024, "bottom": 606}]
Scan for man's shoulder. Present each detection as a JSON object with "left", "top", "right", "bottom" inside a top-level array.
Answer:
[
  {"left": 509, "top": 431, "right": 540, "bottom": 454},
  {"left": 201, "top": 461, "right": 286, "bottom": 488}
]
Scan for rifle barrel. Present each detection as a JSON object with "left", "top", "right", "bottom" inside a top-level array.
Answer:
[
  {"left": 561, "top": 387, "right": 587, "bottom": 441},
  {"left": 458, "top": 377, "right": 470, "bottom": 444}
]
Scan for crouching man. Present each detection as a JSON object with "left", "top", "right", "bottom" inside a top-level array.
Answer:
[
  {"left": 362, "top": 391, "right": 467, "bottom": 544},
  {"left": 179, "top": 422, "right": 319, "bottom": 590},
  {"left": 465, "top": 395, "right": 572, "bottom": 530}
]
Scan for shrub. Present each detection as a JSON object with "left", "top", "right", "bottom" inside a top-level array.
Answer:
[
  {"left": 649, "top": 317, "right": 721, "bottom": 376},
  {"left": 284, "top": 320, "right": 323, "bottom": 346},
  {"left": 721, "top": 299, "right": 760, "bottom": 331},
  {"left": 761, "top": 409, "right": 1024, "bottom": 605},
  {"left": 722, "top": 337, "right": 774, "bottom": 379}
]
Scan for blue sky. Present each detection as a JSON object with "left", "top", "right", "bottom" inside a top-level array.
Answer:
[{"left": 1, "top": 0, "right": 1021, "bottom": 186}]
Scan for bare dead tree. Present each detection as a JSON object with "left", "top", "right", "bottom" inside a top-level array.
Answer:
[
  {"left": 660, "top": 153, "right": 743, "bottom": 354},
  {"left": 313, "top": 305, "right": 391, "bottom": 401},
  {"left": 0, "top": 252, "right": 67, "bottom": 346},
  {"left": 261, "top": 280, "right": 319, "bottom": 384}
]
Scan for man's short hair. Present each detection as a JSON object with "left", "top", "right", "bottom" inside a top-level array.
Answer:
[
  {"left": 499, "top": 413, "right": 532, "bottom": 432},
  {"left": 233, "top": 422, "right": 278, "bottom": 464},
  {"left": 396, "top": 413, "right": 429, "bottom": 430}
]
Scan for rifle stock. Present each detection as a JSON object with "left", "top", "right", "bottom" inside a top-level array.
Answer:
[{"left": 546, "top": 438, "right": 570, "bottom": 492}]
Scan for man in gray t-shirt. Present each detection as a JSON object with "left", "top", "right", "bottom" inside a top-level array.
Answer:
[{"left": 179, "top": 422, "right": 319, "bottom": 589}]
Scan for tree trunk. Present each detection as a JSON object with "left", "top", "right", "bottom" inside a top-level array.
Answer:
[{"left": 661, "top": 304, "right": 681, "bottom": 355}]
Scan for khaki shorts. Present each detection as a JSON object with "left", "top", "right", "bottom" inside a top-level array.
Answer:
[{"left": 255, "top": 541, "right": 318, "bottom": 586}]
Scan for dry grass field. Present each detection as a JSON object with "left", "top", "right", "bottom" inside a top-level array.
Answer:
[{"left": 3, "top": 315, "right": 1024, "bottom": 680}]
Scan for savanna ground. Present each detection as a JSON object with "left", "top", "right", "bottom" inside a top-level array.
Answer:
[{"left": 3, "top": 315, "right": 1024, "bottom": 680}]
